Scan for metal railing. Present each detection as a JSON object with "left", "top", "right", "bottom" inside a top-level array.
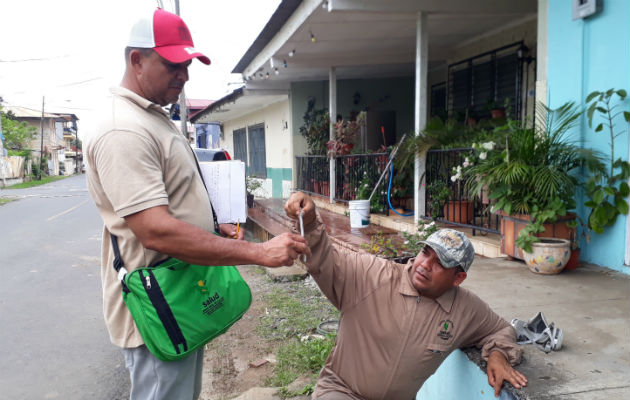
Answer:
[
  {"left": 296, "top": 155, "right": 330, "bottom": 197},
  {"left": 296, "top": 153, "right": 389, "bottom": 210},
  {"left": 296, "top": 150, "right": 501, "bottom": 234},
  {"left": 425, "top": 148, "right": 500, "bottom": 234}
]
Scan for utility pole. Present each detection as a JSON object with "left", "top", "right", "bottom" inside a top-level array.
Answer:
[
  {"left": 75, "top": 119, "right": 79, "bottom": 174},
  {"left": 174, "top": 0, "right": 189, "bottom": 142},
  {"left": 39, "top": 96, "right": 45, "bottom": 180},
  {"left": 0, "top": 97, "right": 5, "bottom": 187}
]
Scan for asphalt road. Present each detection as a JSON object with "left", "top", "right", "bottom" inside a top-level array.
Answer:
[{"left": 0, "top": 175, "right": 130, "bottom": 399}]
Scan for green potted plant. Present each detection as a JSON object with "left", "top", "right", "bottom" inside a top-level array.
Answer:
[
  {"left": 485, "top": 98, "right": 506, "bottom": 119},
  {"left": 246, "top": 175, "right": 263, "bottom": 208},
  {"left": 299, "top": 98, "right": 329, "bottom": 156},
  {"left": 426, "top": 180, "right": 450, "bottom": 220},
  {"left": 464, "top": 101, "right": 600, "bottom": 266},
  {"left": 583, "top": 88, "right": 630, "bottom": 234}
]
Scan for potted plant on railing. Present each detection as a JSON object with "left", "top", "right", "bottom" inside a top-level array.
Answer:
[
  {"left": 299, "top": 98, "right": 329, "bottom": 156},
  {"left": 246, "top": 175, "right": 263, "bottom": 208},
  {"left": 326, "top": 112, "right": 365, "bottom": 158},
  {"left": 463, "top": 101, "right": 602, "bottom": 271},
  {"left": 426, "top": 180, "right": 450, "bottom": 220}
]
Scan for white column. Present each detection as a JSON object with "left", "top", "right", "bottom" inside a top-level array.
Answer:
[
  {"left": 414, "top": 12, "right": 428, "bottom": 224},
  {"left": 329, "top": 66, "right": 337, "bottom": 203}
]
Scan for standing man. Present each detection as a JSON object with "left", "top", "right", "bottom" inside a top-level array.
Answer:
[
  {"left": 284, "top": 192, "right": 527, "bottom": 399},
  {"left": 85, "top": 9, "right": 309, "bottom": 400}
]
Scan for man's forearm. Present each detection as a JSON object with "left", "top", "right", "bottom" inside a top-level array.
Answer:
[{"left": 124, "top": 205, "right": 271, "bottom": 266}]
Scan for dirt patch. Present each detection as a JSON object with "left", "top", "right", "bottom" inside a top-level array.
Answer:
[
  {"left": 199, "top": 265, "right": 277, "bottom": 400},
  {"left": 199, "top": 264, "right": 332, "bottom": 400}
]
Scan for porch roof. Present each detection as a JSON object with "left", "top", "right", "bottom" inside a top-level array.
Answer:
[
  {"left": 191, "top": 86, "right": 289, "bottom": 124},
  {"left": 234, "top": 0, "right": 537, "bottom": 83}
]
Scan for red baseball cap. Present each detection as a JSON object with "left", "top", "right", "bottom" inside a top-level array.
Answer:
[{"left": 127, "top": 8, "right": 210, "bottom": 65}]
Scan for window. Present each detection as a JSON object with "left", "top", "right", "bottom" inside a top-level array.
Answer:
[
  {"left": 447, "top": 42, "right": 524, "bottom": 121},
  {"left": 247, "top": 123, "right": 266, "bottom": 178},
  {"left": 233, "top": 128, "right": 247, "bottom": 169},
  {"left": 430, "top": 82, "right": 447, "bottom": 119}
]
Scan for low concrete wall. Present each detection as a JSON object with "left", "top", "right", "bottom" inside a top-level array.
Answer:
[
  {"left": 0, "top": 156, "right": 25, "bottom": 179},
  {"left": 417, "top": 349, "right": 518, "bottom": 400},
  {"left": 1, "top": 156, "right": 26, "bottom": 187}
]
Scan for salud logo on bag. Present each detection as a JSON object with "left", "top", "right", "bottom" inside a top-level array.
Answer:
[{"left": 202, "top": 291, "right": 225, "bottom": 316}]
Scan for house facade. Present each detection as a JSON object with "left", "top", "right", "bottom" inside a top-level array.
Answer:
[
  {"left": 195, "top": 0, "right": 628, "bottom": 275},
  {"left": 6, "top": 106, "right": 62, "bottom": 176}
]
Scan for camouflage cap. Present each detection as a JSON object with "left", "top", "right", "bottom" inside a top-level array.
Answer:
[{"left": 419, "top": 229, "right": 475, "bottom": 272}]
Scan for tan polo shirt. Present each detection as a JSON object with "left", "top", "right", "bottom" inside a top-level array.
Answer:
[
  {"left": 85, "top": 87, "right": 215, "bottom": 348},
  {"left": 302, "top": 216, "right": 522, "bottom": 400}
]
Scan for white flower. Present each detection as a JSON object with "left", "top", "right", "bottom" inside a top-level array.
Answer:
[
  {"left": 451, "top": 175, "right": 457, "bottom": 182},
  {"left": 456, "top": 165, "right": 462, "bottom": 173},
  {"left": 479, "top": 152, "right": 487, "bottom": 160},
  {"left": 463, "top": 157, "right": 470, "bottom": 168},
  {"left": 482, "top": 141, "right": 495, "bottom": 150}
]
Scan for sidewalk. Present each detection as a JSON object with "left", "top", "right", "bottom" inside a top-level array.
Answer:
[{"left": 248, "top": 198, "right": 630, "bottom": 399}]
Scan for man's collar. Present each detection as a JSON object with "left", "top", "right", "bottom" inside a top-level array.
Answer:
[
  {"left": 110, "top": 86, "right": 169, "bottom": 116},
  {"left": 401, "top": 261, "right": 456, "bottom": 313}
]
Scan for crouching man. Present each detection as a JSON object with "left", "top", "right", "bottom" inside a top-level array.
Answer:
[{"left": 284, "top": 192, "right": 527, "bottom": 399}]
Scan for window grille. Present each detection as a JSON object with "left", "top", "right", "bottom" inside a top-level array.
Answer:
[
  {"left": 247, "top": 123, "right": 267, "bottom": 178},
  {"left": 447, "top": 42, "right": 525, "bottom": 121}
]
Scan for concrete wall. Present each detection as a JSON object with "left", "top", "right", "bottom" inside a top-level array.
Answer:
[
  {"left": 222, "top": 98, "right": 292, "bottom": 198},
  {"left": 547, "top": 0, "right": 630, "bottom": 273},
  {"left": 0, "top": 156, "right": 26, "bottom": 187},
  {"left": 290, "top": 77, "right": 415, "bottom": 155}
]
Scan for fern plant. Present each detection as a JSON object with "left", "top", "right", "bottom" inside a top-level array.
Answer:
[{"left": 464, "top": 102, "right": 601, "bottom": 252}]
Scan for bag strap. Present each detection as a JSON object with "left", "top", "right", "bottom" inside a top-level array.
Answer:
[
  {"left": 110, "top": 234, "right": 130, "bottom": 293},
  {"left": 109, "top": 145, "right": 220, "bottom": 284},
  {"left": 189, "top": 147, "right": 220, "bottom": 234}
]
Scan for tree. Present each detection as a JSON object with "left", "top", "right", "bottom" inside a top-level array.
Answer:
[{"left": 0, "top": 105, "right": 37, "bottom": 151}]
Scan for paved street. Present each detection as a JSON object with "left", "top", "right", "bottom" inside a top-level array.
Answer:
[{"left": 0, "top": 175, "right": 130, "bottom": 399}]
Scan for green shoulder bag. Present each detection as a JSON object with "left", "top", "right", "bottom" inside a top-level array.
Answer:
[{"left": 110, "top": 234, "right": 252, "bottom": 361}]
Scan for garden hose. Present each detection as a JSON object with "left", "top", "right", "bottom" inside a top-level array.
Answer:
[{"left": 387, "top": 163, "right": 414, "bottom": 217}]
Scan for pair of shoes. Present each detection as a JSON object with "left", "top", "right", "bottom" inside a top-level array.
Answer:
[{"left": 511, "top": 312, "right": 563, "bottom": 353}]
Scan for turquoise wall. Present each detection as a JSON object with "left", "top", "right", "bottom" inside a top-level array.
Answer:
[
  {"left": 416, "top": 350, "right": 514, "bottom": 399},
  {"left": 267, "top": 167, "right": 292, "bottom": 198},
  {"left": 547, "top": 0, "right": 630, "bottom": 273},
  {"left": 291, "top": 77, "right": 415, "bottom": 147}
]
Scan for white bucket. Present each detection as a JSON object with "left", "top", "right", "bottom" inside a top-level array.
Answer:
[{"left": 349, "top": 200, "right": 370, "bottom": 228}]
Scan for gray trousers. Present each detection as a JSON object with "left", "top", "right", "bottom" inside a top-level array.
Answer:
[{"left": 121, "top": 345, "right": 204, "bottom": 400}]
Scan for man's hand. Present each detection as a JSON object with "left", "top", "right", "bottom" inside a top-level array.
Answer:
[
  {"left": 284, "top": 192, "right": 316, "bottom": 225},
  {"left": 219, "top": 223, "right": 244, "bottom": 240},
  {"left": 487, "top": 351, "right": 528, "bottom": 397},
  {"left": 262, "top": 232, "right": 311, "bottom": 267}
]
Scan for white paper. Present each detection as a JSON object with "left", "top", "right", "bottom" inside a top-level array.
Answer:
[{"left": 198, "top": 160, "right": 247, "bottom": 224}]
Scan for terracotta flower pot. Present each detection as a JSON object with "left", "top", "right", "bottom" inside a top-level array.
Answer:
[
  {"left": 563, "top": 248, "right": 581, "bottom": 271},
  {"left": 523, "top": 238, "right": 571, "bottom": 275},
  {"left": 444, "top": 200, "right": 474, "bottom": 224}
]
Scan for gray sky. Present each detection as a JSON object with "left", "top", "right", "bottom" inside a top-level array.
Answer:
[{"left": 0, "top": 0, "right": 280, "bottom": 137}]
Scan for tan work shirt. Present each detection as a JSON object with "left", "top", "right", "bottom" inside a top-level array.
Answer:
[
  {"left": 85, "top": 87, "right": 214, "bottom": 348},
  {"left": 302, "top": 216, "right": 522, "bottom": 400}
]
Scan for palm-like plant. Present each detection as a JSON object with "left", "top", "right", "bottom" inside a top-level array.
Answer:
[
  {"left": 464, "top": 102, "right": 602, "bottom": 252},
  {"left": 465, "top": 102, "right": 599, "bottom": 216}
]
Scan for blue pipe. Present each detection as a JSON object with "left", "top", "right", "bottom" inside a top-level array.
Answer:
[{"left": 387, "top": 163, "right": 414, "bottom": 217}]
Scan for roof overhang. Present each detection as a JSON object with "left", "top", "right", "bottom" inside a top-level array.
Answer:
[
  {"left": 192, "top": 86, "right": 289, "bottom": 124},
  {"left": 234, "top": 0, "right": 537, "bottom": 84}
]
